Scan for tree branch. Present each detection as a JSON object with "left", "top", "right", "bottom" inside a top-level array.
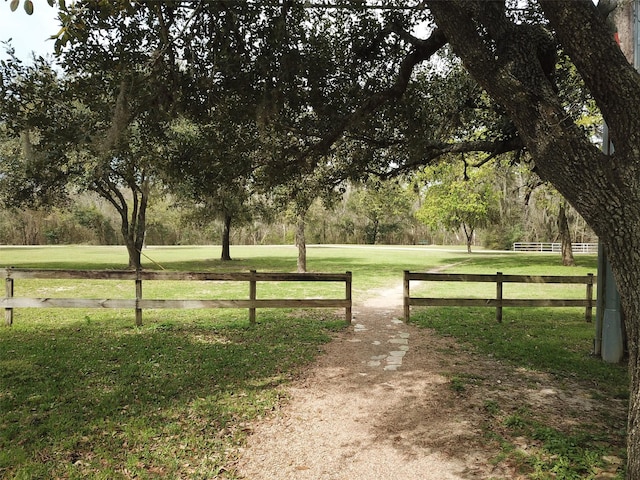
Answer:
[
  {"left": 381, "top": 136, "right": 524, "bottom": 178},
  {"left": 540, "top": 0, "right": 640, "bottom": 152},
  {"left": 303, "top": 28, "right": 447, "bottom": 162}
]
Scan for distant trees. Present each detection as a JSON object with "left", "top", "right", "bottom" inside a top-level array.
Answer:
[
  {"left": 416, "top": 160, "right": 500, "bottom": 253},
  {"left": 0, "top": 192, "right": 118, "bottom": 245},
  {"left": 348, "top": 178, "right": 414, "bottom": 245},
  {"left": 0, "top": 174, "right": 595, "bottom": 252}
]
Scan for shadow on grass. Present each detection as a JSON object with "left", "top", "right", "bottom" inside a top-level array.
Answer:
[
  {"left": 0, "top": 312, "right": 344, "bottom": 478},
  {"left": 410, "top": 306, "right": 627, "bottom": 395},
  {"left": 154, "top": 256, "right": 299, "bottom": 273},
  {"left": 400, "top": 306, "right": 627, "bottom": 478}
]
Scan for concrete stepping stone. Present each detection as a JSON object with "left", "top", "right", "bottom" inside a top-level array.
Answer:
[{"left": 389, "top": 351, "right": 406, "bottom": 358}]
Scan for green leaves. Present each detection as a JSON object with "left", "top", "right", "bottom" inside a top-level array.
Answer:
[
  {"left": 8, "top": 0, "right": 39, "bottom": 15},
  {"left": 416, "top": 160, "right": 501, "bottom": 251},
  {"left": 12, "top": 0, "right": 31, "bottom": 15}
]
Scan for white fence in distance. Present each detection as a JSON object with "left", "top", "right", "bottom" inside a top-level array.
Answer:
[{"left": 512, "top": 242, "right": 598, "bottom": 253}]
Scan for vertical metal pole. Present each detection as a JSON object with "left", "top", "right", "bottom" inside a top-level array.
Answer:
[
  {"left": 496, "top": 272, "right": 503, "bottom": 323},
  {"left": 345, "top": 271, "right": 352, "bottom": 324},
  {"left": 249, "top": 270, "right": 256, "bottom": 325},
  {"left": 595, "top": 244, "right": 606, "bottom": 355},
  {"left": 586, "top": 273, "right": 594, "bottom": 323},
  {"left": 602, "top": 254, "right": 624, "bottom": 363},
  {"left": 135, "top": 270, "right": 143, "bottom": 326},
  {"left": 5, "top": 270, "right": 14, "bottom": 326},
  {"left": 403, "top": 270, "right": 410, "bottom": 323}
]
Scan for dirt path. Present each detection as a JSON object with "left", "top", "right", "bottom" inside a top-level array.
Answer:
[{"left": 234, "top": 284, "right": 625, "bottom": 479}]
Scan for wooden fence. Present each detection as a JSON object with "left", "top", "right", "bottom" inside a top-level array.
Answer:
[
  {"left": 2, "top": 268, "right": 352, "bottom": 326},
  {"left": 403, "top": 271, "right": 595, "bottom": 323}
]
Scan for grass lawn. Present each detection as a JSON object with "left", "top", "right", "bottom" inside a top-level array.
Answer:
[{"left": 0, "top": 244, "right": 627, "bottom": 478}]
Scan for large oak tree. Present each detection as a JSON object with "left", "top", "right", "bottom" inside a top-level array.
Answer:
[{"left": 425, "top": 1, "right": 640, "bottom": 476}]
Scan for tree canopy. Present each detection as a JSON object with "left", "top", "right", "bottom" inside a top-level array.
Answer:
[
  {"left": 417, "top": 161, "right": 500, "bottom": 253},
  {"left": 6, "top": 1, "right": 640, "bottom": 477}
]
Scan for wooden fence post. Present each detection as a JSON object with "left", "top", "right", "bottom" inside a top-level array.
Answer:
[
  {"left": 5, "top": 269, "right": 13, "bottom": 326},
  {"left": 586, "top": 273, "right": 594, "bottom": 323},
  {"left": 135, "top": 270, "right": 143, "bottom": 326},
  {"left": 345, "top": 271, "right": 352, "bottom": 324},
  {"left": 249, "top": 270, "right": 257, "bottom": 324},
  {"left": 403, "top": 270, "right": 410, "bottom": 323},
  {"left": 496, "top": 272, "right": 503, "bottom": 323}
]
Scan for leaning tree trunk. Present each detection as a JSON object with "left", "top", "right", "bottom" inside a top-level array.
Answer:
[
  {"left": 295, "top": 212, "right": 307, "bottom": 273},
  {"left": 94, "top": 178, "right": 148, "bottom": 271},
  {"left": 221, "top": 213, "right": 232, "bottom": 261},
  {"left": 557, "top": 201, "right": 575, "bottom": 266},
  {"left": 462, "top": 223, "right": 474, "bottom": 253},
  {"left": 605, "top": 232, "right": 640, "bottom": 478},
  {"left": 427, "top": 2, "right": 640, "bottom": 476}
]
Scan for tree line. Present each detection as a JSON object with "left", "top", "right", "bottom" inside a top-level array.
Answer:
[
  {"left": 0, "top": 163, "right": 595, "bottom": 257},
  {"left": 0, "top": 43, "right": 594, "bottom": 268}
]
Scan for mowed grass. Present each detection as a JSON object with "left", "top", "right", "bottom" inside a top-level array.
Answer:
[{"left": 0, "top": 244, "right": 628, "bottom": 478}]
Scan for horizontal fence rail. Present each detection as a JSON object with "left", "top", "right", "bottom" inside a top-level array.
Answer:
[
  {"left": 3, "top": 268, "right": 352, "bottom": 326},
  {"left": 403, "top": 271, "right": 596, "bottom": 323},
  {"left": 512, "top": 242, "right": 598, "bottom": 253}
]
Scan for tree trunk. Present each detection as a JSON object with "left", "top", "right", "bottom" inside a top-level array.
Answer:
[
  {"left": 462, "top": 223, "right": 474, "bottom": 253},
  {"left": 608, "top": 240, "right": 640, "bottom": 478},
  {"left": 296, "top": 212, "right": 306, "bottom": 273},
  {"left": 426, "top": 3, "right": 640, "bottom": 476},
  {"left": 221, "top": 213, "right": 232, "bottom": 261},
  {"left": 558, "top": 201, "right": 575, "bottom": 266},
  {"left": 123, "top": 193, "right": 147, "bottom": 270},
  {"left": 367, "top": 219, "right": 379, "bottom": 245},
  {"left": 133, "top": 181, "right": 148, "bottom": 269},
  {"left": 125, "top": 240, "right": 141, "bottom": 270},
  {"left": 94, "top": 178, "right": 148, "bottom": 271},
  {"left": 120, "top": 211, "right": 141, "bottom": 271}
]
